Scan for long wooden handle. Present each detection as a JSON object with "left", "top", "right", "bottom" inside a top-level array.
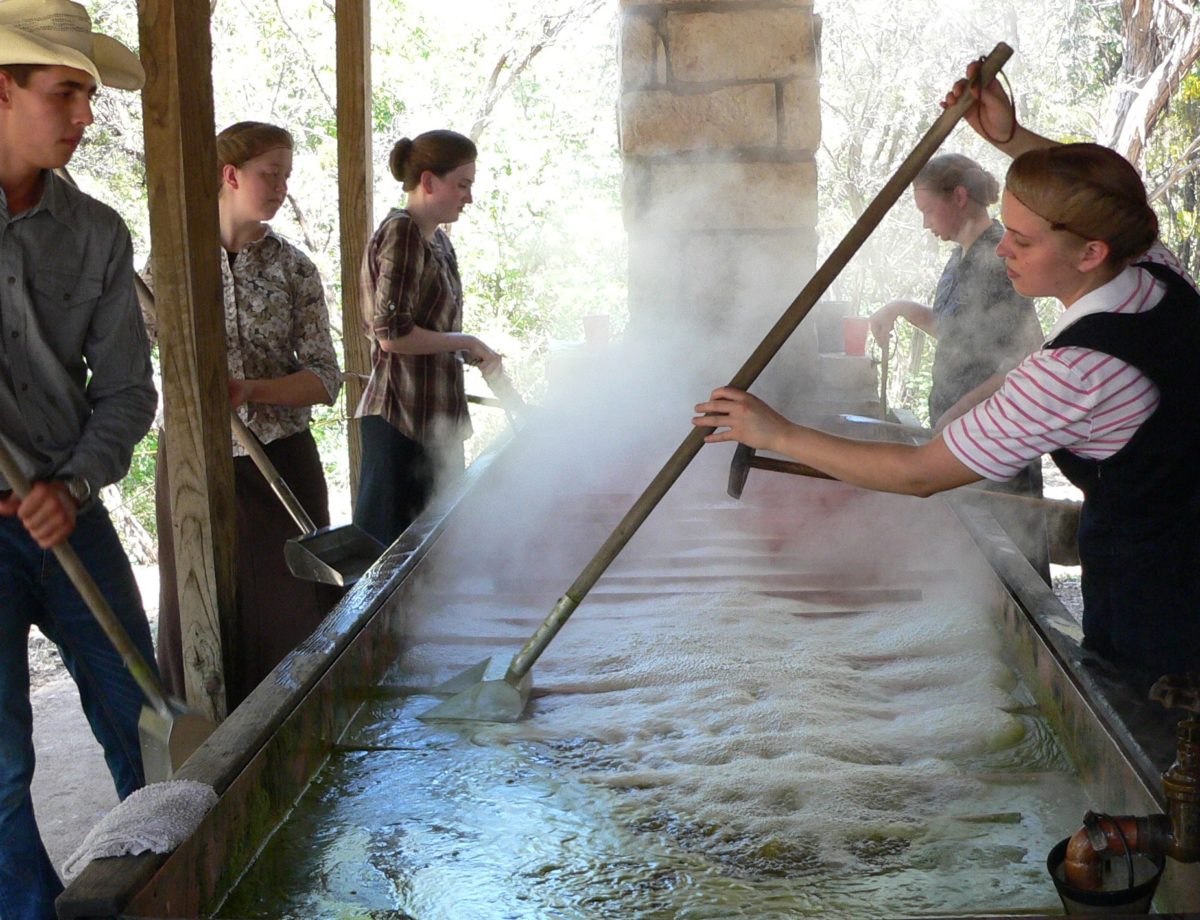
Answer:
[
  {"left": 878, "top": 335, "right": 890, "bottom": 421},
  {"left": 0, "top": 438, "right": 173, "bottom": 718},
  {"left": 229, "top": 414, "right": 317, "bottom": 534},
  {"left": 744, "top": 450, "right": 1080, "bottom": 517},
  {"left": 506, "top": 44, "right": 1015, "bottom": 682}
]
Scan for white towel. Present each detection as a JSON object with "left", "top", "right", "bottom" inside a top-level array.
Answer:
[{"left": 62, "top": 779, "right": 217, "bottom": 881}]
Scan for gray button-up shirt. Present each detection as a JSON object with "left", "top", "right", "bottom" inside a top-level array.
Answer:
[{"left": 0, "top": 170, "right": 156, "bottom": 491}]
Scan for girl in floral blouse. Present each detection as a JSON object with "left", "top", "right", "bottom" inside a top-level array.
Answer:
[
  {"left": 145, "top": 121, "right": 342, "bottom": 709},
  {"left": 354, "top": 129, "right": 502, "bottom": 545}
]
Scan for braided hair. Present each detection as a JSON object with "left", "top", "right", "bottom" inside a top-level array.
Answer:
[{"left": 1006, "top": 143, "right": 1158, "bottom": 266}]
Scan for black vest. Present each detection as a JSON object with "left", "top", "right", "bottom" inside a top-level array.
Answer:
[{"left": 1047, "top": 262, "right": 1200, "bottom": 542}]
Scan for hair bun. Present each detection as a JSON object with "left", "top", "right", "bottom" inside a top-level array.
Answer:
[
  {"left": 915, "top": 153, "right": 998, "bottom": 207},
  {"left": 388, "top": 130, "right": 477, "bottom": 191},
  {"left": 1007, "top": 143, "right": 1156, "bottom": 265},
  {"left": 388, "top": 138, "right": 414, "bottom": 182}
]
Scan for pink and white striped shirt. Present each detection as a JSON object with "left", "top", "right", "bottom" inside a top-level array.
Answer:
[{"left": 944, "top": 245, "right": 1195, "bottom": 482}]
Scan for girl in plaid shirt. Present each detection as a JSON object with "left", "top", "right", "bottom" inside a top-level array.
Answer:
[{"left": 353, "top": 130, "right": 502, "bottom": 546}]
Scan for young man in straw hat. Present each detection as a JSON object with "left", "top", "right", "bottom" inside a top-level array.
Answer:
[{"left": 0, "top": 2, "right": 157, "bottom": 916}]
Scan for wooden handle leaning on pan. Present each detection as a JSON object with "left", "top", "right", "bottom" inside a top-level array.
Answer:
[
  {"left": 727, "top": 443, "right": 1080, "bottom": 519},
  {"left": 503, "top": 43, "right": 1017, "bottom": 686},
  {"left": 229, "top": 413, "right": 317, "bottom": 534},
  {"left": 0, "top": 438, "right": 174, "bottom": 720}
]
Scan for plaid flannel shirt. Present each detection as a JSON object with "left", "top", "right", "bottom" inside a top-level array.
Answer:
[{"left": 355, "top": 209, "right": 470, "bottom": 446}]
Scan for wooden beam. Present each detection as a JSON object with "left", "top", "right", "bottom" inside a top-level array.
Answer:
[
  {"left": 336, "top": 0, "right": 374, "bottom": 502},
  {"left": 138, "top": 0, "right": 237, "bottom": 720}
]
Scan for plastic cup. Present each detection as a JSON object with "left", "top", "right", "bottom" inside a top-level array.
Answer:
[{"left": 842, "top": 316, "right": 870, "bottom": 356}]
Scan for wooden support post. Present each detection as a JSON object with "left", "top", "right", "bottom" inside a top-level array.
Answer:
[
  {"left": 138, "top": 0, "right": 237, "bottom": 720},
  {"left": 336, "top": 0, "right": 374, "bottom": 502}
]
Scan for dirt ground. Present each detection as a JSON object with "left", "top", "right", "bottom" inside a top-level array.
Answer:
[
  {"left": 27, "top": 464, "right": 1083, "bottom": 881},
  {"left": 31, "top": 675, "right": 122, "bottom": 875}
]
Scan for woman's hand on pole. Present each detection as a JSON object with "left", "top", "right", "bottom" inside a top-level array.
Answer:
[
  {"left": 869, "top": 303, "right": 900, "bottom": 342},
  {"left": 462, "top": 336, "right": 503, "bottom": 379},
  {"left": 873, "top": 301, "right": 935, "bottom": 338},
  {"left": 228, "top": 377, "right": 252, "bottom": 409},
  {"left": 694, "top": 389, "right": 983, "bottom": 497},
  {"left": 693, "top": 387, "right": 794, "bottom": 452},
  {"left": 943, "top": 59, "right": 1014, "bottom": 144},
  {"left": 228, "top": 370, "right": 332, "bottom": 409},
  {"left": 942, "top": 59, "right": 1055, "bottom": 158}
]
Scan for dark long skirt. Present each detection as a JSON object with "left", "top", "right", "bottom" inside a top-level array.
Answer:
[
  {"left": 1079, "top": 507, "right": 1200, "bottom": 689},
  {"left": 155, "top": 428, "right": 341, "bottom": 709}
]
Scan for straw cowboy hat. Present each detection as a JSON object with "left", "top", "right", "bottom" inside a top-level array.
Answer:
[{"left": 0, "top": 0, "right": 143, "bottom": 90}]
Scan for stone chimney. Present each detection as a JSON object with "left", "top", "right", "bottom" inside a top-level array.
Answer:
[{"left": 618, "top": 0, "right": 823, "bottom": 413}]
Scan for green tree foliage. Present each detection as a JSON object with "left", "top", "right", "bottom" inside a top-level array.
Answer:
[{"left": 1145, "top": 70, "right": 1200, "bottom": 280}]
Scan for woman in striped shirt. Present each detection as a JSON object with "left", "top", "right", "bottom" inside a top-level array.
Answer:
[{"left": 694, "top": 78, "right": 1199, "bottom": 684}]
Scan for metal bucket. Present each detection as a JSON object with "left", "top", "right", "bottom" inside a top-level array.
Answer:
[{"left": 1046, "top": 837, "right": 1164, "bottom": 915}]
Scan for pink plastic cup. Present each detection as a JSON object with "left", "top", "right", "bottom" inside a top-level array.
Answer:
[{"left": 842, "top": 316, "right": 870, "bottom": 356}]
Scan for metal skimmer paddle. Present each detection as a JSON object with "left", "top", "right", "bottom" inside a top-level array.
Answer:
[{"left": 0, "top": 437, "right": 216, "bottom": 781}]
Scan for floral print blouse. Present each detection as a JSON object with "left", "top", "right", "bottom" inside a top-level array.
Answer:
[{"left": 142, "top": 228, "right": 341, "bottom": 454}]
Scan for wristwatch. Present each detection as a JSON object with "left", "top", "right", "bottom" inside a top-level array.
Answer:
[{"left": 60, "top": 474, "right": 92, "bottom": 508}]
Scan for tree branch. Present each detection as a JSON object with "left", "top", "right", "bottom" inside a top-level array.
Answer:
[
  {"left": 1101, "top": 0, "right": 1200, "bottom": 165},
  {"left": 1149, "top": 133, "right": 1200, "bottom": 203},
  {"left": 269, "top": 0, "right": 335, "bottom": 115},
  {"left": 285, "top": 192, "right": 321, "bottom": 256},
  {"left": 469, "top": 0, "right": 606, "bottom": 143}
]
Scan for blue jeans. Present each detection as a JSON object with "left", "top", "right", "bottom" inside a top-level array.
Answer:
[
  {"left": 0, "top": 504, "right": 155, "bottom": 920},
  {"left": 352, "top": 415, "right": 463, "bottom": 547}
]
